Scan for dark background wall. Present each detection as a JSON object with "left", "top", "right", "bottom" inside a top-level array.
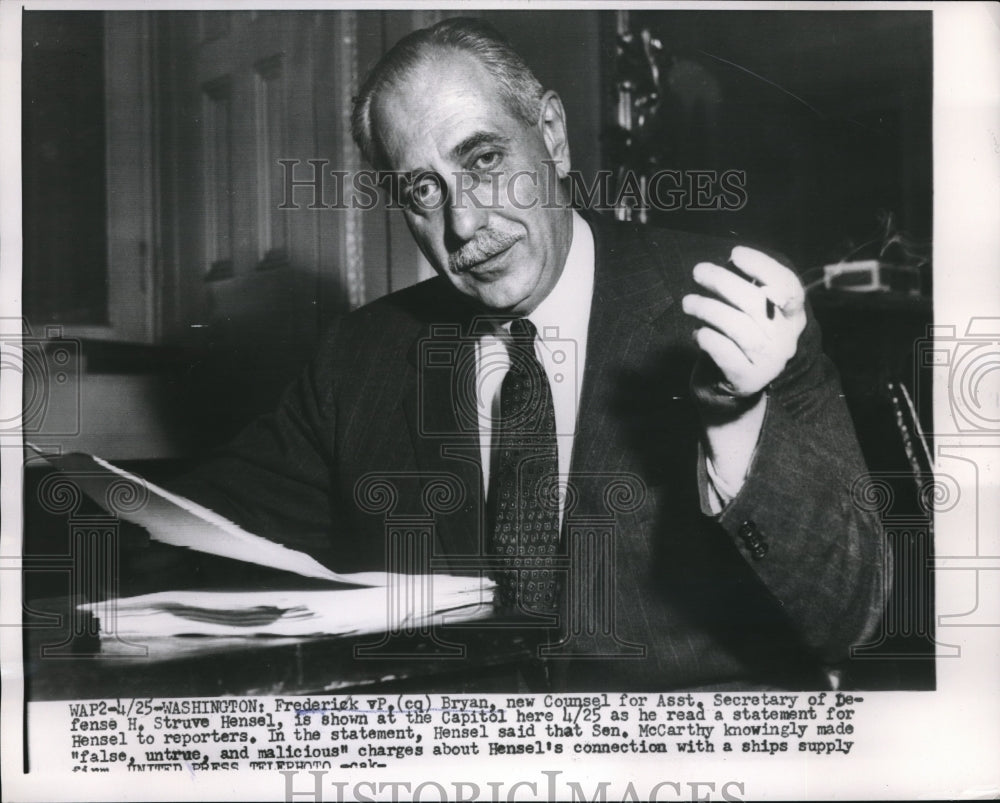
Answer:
[{"left": 631, "top": 11, "right": 931, "bottom": 272}]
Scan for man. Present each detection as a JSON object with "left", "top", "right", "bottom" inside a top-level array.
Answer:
[{"left": 173, "top": 18, "right": 884, "bottom": 690}]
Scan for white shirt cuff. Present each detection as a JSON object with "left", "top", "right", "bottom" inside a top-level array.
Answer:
[{"left": 699, "top": 394, "right": 768, "bottom": 514}]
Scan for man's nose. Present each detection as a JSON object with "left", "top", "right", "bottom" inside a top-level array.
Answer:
[{"left": 444, "top": 176, "right": 488, "bottom": 247}]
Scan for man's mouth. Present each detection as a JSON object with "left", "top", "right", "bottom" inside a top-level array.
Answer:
[
  {"left": 449, "top": 232, "right": 523, "bottom": 274},
  {"left": 460, "top": 242, "right": 519, "bottom": 274}
]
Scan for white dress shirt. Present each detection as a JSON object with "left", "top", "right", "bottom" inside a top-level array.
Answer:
[
  {"left": 476, "top": 212, "right": 595, "bottom": 520},
  {"left": 475, "top": 210, "right": 758, "bottom": 522}
]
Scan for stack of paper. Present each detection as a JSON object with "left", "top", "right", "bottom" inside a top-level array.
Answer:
[{"left": 32, "top": 448, "right": 495, "bottom": 640}]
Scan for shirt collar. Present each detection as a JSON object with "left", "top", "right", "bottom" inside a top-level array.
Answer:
[{"left": 525, "top": 210, "right": 595, "bottom": 351}]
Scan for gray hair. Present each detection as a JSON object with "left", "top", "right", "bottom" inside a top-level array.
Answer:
[{"left": 351, "top": 17, "right": 545, "bottom": 169}]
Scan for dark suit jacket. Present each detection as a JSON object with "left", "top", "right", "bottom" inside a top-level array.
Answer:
[{"left": 171, "top": 215, "right": 885, "bottom": 690}]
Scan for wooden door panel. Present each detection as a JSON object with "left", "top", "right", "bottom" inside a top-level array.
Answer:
[{"left": 163, "top": 12, "right": 327, "bottom": 438}]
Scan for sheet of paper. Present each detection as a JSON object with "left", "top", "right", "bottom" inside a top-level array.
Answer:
[
  {"left": 78, "top": 582, "right": 496, "bottom": 638},
  {"left": 33, "top": 449, "right": 360, "bottom": 582},
  {"left": 31, "top": 449, "right": 470, "bottom": 590}
]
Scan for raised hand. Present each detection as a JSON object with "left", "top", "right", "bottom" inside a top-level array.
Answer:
[{"left": 682, "top": 246, "right": 807, "bottom": 400}]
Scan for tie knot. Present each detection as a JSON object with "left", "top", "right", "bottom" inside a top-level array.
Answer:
[
  {"left": 505, "top": 318, "right": 541, "bottom": 377},
  {"left": 509, "top": 318, "right": 537, "bottom": 344}
]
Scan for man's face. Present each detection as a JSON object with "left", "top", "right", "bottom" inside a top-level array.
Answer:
[{"left": 371, "top": 50, "right": 573, "bottom": 314}]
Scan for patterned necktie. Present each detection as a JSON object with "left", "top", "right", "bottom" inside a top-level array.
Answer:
[{"left": 487, "top": 318, "right": 561, "bottom": 616}]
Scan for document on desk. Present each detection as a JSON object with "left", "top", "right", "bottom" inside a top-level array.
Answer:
[
  {"left": 31, "top": 449, "right": 495, "bottom": 638},
  {"left": 77, "top": 580, "right": 495, "bottom": 638},
  {"left": 33, "top": 449, "right": 489, "bottom": 590}
]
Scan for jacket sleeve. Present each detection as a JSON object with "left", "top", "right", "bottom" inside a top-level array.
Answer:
[
  {"left": 709, "top": 301, "right": 888, "bottom": 664},
  {"left": 164, "top": 321, "right": 343, "bottom": 560}
]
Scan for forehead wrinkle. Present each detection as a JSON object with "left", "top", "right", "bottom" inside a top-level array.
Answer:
[{"left": 373, "top": 91, "right": 484, "bottom": 174}]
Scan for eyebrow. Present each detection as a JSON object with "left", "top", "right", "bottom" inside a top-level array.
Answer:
[
  {"left": 451, "top": 131, "right": 510, "bottom": 161},
  {"left": 393, "top": 130, "right": 512, "bottom": 186}
]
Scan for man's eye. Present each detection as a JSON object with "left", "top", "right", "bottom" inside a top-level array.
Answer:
[
  {"left": 409, "top": 178, "right": 443, "bottom": 209},
  {"left": 473, "top": 151, "right": 501, "bottom": 170}
]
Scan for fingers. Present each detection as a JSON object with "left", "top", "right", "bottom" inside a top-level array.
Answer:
[
  {"left": 683, "top": 245, "right": 808, "bottom": 399},
  {"left": 728, "top": 246, "right": 805, "bottom": 317},
  {"left": 693, "top": 327, "right": 749, "bottom": 388},
  {"left": 681, "top": 294, "right": 762, "bottom": 360},
  {"left": 691, "top": 261, "right": 770, "bottom": 317}
]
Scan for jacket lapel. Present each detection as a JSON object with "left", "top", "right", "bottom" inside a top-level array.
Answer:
[
  {"left": 569, "top": 216, "right": 679, "bottom": 486},
  {"left": 401, "top": 311, "right": 489, "bottom": 567},
  {"left": 556, "top": 217, "right": 695, "bottom": 641}
]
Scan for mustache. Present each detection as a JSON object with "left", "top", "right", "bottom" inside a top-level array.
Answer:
[{"left": 448, "top": 228, "right": 524, "bottom": 272}]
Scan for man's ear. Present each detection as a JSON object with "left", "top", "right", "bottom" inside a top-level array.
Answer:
[{"left": 538, "top": 90, "right": 571, "bottom": 179}]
